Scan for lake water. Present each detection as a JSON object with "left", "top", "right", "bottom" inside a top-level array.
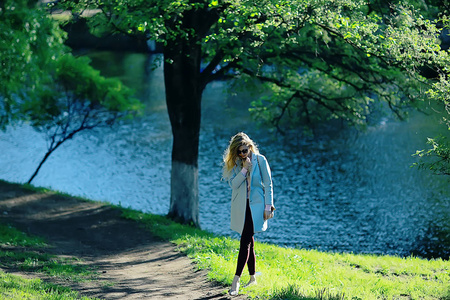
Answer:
[{"left": 1, "top": 52, "right": 449, "bottom": 259}]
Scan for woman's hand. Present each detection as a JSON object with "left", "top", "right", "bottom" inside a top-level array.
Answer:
[
  {"left": 264, "top": 210, "right": 274, "bottom": 220},
  {"left": 264, "top": 205, "right": 275, "bottom": 220},
  {"left": 243, "top": 157, "right": 252, "bottom": 170}
]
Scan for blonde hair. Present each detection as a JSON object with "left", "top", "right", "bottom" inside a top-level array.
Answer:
[{"left": 222, "top": 132, "right": 259, "bottom": 179}]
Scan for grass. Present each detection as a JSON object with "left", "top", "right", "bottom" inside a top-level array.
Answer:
[
  {"left": 0, "top": 222, "right": 100, "bottom": 299},
  {"left": 0, "top": 224, "right": 47, "bottom": 247},
  {"left": 0, "top": 271, "right": 96, "bottom": 300},
  {"left": 1, "top": 180, "right": 449, "bottom": 299},
  {"left": 0, "top": 223, "right": 97, "bottom": 282},
  {"left": 120, "top": 208, "right": 450, "bottom": 300}
]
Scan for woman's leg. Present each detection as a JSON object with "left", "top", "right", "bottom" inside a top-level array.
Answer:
[
  {"left": 235, "top": 200, "right": 255, "bottom": 277},
  {"left": 247, "top": 235, "right": 255, "bottom": 275}
]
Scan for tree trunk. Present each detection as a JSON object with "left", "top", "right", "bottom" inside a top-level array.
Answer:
[
  {"left": 28, "top": 139, "right": 66, "bottom": 184},
  {"left": 28, "top": 149, "right": 53, "bottom": 184},
  {"left": 164, "top": 33, "right": 202, "bottom": 227}
]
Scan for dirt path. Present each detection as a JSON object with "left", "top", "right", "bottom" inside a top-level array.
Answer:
[{"left": 0, "top": 181, "right": 246, "bottom": 299}]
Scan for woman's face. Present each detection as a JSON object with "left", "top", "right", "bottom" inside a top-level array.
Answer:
[{"left": 237, "top": 145, "right": 250, "bottom": 159}]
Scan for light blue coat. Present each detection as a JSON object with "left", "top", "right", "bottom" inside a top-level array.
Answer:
[{"left": 228, "top": 153, "right": 273, "bottom": 234}]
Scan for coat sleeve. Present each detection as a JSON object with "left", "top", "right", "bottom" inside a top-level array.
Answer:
[
  {"left": 259, "top": 155, "right": 273, "bottom": 206},
  {"left": 228, "top": 166, "right": 247, "bottom": 190}
]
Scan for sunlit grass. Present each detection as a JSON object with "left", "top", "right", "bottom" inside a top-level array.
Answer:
[
  {"left": 0, "top": 271, "right": 99, "bottom": 300},
  {"left": 1, "top": 180, "right": 448, "bottom": 299},
  {"left": 121, "top": 208, "right": 450, "bottom": 300}
]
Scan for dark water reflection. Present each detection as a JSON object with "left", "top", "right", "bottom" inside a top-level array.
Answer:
[{"left": 1, "top": 52, "right": 448, "bottom": 259}]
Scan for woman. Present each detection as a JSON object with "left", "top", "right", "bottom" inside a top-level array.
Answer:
[{"left": 222, "top": 132, "right": 274, "bottom": 296}]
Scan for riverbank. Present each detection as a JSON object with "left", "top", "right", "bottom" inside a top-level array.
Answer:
[
  {"left": 0, "top": 180, "right": 449, "bottom": 299},
  {"left": 0, "top": 180, "right": 239, "bottom": 299}
]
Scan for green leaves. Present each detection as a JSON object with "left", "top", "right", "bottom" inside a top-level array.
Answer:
[
  {"left": 1, "top": 0, "right": 142, "bottom": 130},
  {"left": 26, "top": 54, "right": 142, "bottom": 130},
  {"left": 414, "top": 135, "right": 450, "bottom": 176},
  {"left": 238, "top": 1, "right": 448, "bottom": 130},
  {"left": 1, "top": 0, "right": 144, "bottom": 183},
  {"left": 209, "top": 0, "right": 219, "bottom": 7},
  {"left": 52, "top": 0, "right": 450, "bottom": 175},
  {"left": 0, "top": 0, "right": 68, "bottom": 128}
]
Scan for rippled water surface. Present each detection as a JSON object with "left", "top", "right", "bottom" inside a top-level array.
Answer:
[{"left": 1, "top": 52, "right": 448, "bottom": 259}]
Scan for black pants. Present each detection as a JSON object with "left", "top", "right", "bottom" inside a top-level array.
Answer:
[{"left": 235, "top": 199, "right": 255, "bottom": 277}]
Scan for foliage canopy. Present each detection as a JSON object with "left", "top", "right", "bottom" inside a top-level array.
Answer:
[
  {"left": 56, "top": 1, "right": 448, "bottom": 119},
  {"left": 56, "top": 0, "right": 450, "bottom": 175}
]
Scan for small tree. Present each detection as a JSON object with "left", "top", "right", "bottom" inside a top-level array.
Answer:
[
  {"left": 0, "top": 0, "right": 142, "bottom": 183},
  {"left": 24, "top": 55, "right": 141, "bottom": 183}
]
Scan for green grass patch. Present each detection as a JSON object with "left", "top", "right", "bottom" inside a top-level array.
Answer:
[
  {"left": 0, "top": 270, "right": 99, "bottom": 300},
  {"left": 2, "top": 180, "right": 448, "bottom": 299},
  {"left": 17, "top": 254, "right": 97, "bottom": 282},
  {"left": 0, "top": 223, "right": 97, "bottom": 282},
  {"left": 121, "top": 208, "right": 450, "bottom": 300},
  {"left": 0, "top": 222, "right": 99, "bottom": 299},
  {"left": 0, "top": 223, "right": 47, "bottom": 247}
]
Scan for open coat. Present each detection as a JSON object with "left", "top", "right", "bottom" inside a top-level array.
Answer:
[{"left": 227, "top": 153, "right": 273, "bottom": 234}]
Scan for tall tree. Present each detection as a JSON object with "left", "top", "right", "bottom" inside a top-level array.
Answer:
[{"left": 56, "top": 0, "right": 449, "bottom": 226}]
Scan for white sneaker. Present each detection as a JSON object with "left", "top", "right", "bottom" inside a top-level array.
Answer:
[
  {"left": 229, "top": 275, "right": 240, "bottom": 296},
  {"left": 244, "top": 275, "right": 257, "bottom": 288}
]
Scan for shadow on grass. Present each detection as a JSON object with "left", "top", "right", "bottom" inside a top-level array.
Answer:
[
  {"left": 0, "top": 244, "right": 97, "bottom": 282},
  {"left": 444, "top": 286, "right": 450, "bottom": 300}
]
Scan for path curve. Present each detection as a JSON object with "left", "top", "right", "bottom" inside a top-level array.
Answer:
[{"left": 0, "top": 181, "right": 247, "bottom": 299}]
